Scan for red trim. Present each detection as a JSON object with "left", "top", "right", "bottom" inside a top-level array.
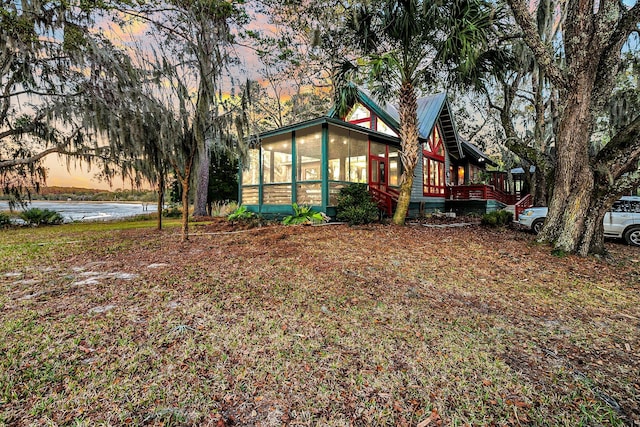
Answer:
[
  {"left": 369, "top": 142, "right": 389, "bottom": 193},
  {"left": 349, "top": 117, "right": 372, "bottom": 126},
  {"left": 423, "top": 125, "right": 445, "bottom": 196}
]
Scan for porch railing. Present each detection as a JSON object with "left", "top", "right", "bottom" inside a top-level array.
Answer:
[
  {"left": 446, "top": 184, "right": 520, "bottom": 207},
  {"left": 369, "top": 186, "right": 399, "bottom": 217},
  {"left": 514, "top": 194, "right": 533, "bottom": 220}
]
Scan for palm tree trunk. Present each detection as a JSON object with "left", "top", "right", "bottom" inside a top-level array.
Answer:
[{"left": 392, "top": 81, "right": 420, "bottom": 225}]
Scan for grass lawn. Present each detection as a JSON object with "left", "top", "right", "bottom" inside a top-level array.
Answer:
[{"left": 0, "top": 218, "right": 639, "bottom": 426}]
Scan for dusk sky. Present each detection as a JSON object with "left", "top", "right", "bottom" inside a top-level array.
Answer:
[{"left": 45, "top": 6, "right": 269, "bottom": 190}]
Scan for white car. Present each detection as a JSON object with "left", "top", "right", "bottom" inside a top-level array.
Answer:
[{"left": 518, "top": 196, "right": 640, "bottom": 246}]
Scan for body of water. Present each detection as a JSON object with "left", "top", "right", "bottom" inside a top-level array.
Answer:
[{"left": 0, "top": 200, "right": 152, "bottom": 222}]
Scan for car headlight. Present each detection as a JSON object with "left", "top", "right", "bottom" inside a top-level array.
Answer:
[{"left": 523, "top": 210, "right": 534, "bottom": 216}]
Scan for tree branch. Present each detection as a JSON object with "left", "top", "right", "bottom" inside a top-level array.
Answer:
[
  {"left": 591, "top": 2, "right": 640, "bottom": 108},
  {"left": 593, "top": 113, "right": 640, "bottom": 179},
  {"left": 0, "top": 145, "right": 68, "bottom": 169},
  {"left": 505, "top": 0, "right": 566, "bottom": 88}
]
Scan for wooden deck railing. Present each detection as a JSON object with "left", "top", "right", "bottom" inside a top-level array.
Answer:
[
  {"left": 446, "top": 185, "right": 522, "bottom": 207},
  {"left": 369, "top": 186, "right": 399, "bottom": 217},
  {"left": 514, "top": 194, "right": 533, "bottom": 220},
  {"left": 370, "top": 184, "right": 530, "bottom": 218}
]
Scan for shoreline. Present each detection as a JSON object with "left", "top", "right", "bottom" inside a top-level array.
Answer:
[{"left": 0, "top": 199, "right": 153, "bottom": 205}]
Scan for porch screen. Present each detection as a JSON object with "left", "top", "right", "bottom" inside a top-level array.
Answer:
[
  {"left": 262, "top": 134, "right": 293, "bottom": 204},
  {"left": 242, "top": 149, "right": 260, "bottom": 185},
  {"left": 241, "top": 148, "right": 260, "bottom": 204},
  {"left": 327, "top": 125, "right": 368, "bottom": 184},
  {"left": 296, "top": 127, "right": 322, "bottom": 205}
]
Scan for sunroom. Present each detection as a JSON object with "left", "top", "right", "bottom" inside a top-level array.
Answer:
[
  {"left": 239, "top": 88, "right": 467, "bottom": 218},
  {"left": 240, "top": 117, "right": 404, "bottom": 217}
]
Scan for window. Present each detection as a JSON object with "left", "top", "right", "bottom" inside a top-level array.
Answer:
[
  {"left": 423, "top": 125, "right": 445, "bottom": 196},
  {"left": 346, "top": 103, "right": 371, "bottom": 128},
  {"left": 328, "top": 125, "right": 368, "bottom": 183},
  {"left": 262, "top": 136, "right": 292, "bottom": 184},
  {"left": 388, "top": 146, "right": 402, "bottom": 187},
  {"left": 469, "top": 165, "right": 482, "bottom": 184},
  {"left": 242, "top": 149, "right": 260, "bottom": 186},
  {"left": 241, "top": 149, "right": 260, "bottom": 204},
  {"left": 377, "top": 119, "right": 398, "bottom": 137},
  {"left": 346, "top": 103, "right": 398, "bottom": 136},
  {"left": 262, "top": 134, "right": 293, "bottom": 205},
  {"left": 296, "top": 128, "right": 322, "bottom": 182}
]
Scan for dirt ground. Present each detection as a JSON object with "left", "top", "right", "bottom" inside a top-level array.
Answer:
[{"left": 1, "top": 218, "right": 639, "bottom": 426}]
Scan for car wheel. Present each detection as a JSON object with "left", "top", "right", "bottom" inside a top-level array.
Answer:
[
  {"left": 532, "top": 218, "right": 545, "bottom": 234},
  {"left": 623, "top": 226, "right": 640, "bottom": 247}
]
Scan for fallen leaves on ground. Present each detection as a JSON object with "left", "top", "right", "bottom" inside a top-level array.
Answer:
[{"left": 0, "top": 218, "right": 639, "bottom": 426}]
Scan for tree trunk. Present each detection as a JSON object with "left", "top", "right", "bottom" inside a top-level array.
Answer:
[
  {"left": 181, "top": 179, "right": 190, "bottom": 241},
  {"left": 578, "top": 199, "right": 609, "bottom": 255},
  {"left": 538, "top": 74, "right": 597, "bottom": 253},
  {"left": 156, "top": 174, "right": 164, "bottom": 231},
  {"left": 532, "top": 157, "right": 553, "bottom": 207},
  {"left": 392, "top": 82, "right": 419, "bottom": 225},
  {"left": 193, "top": 140, "right": 210, "bottom": 217}
]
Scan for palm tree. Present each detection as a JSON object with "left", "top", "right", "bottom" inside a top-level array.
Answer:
[{"left": 335, "top": 0, "right": 503, "bottom": 224}]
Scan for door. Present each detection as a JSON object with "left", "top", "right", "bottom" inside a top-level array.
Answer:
[{"left": 370, "top": 157, "right": 387, "bottom": 193}]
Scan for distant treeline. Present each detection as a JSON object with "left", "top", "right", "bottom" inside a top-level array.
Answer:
[{"left": 0, "top": 187, "right": 157, "bottom": 202}]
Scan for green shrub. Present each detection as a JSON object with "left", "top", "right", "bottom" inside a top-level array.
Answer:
[
  {"left": 19, "top": 208, "right": 64, "bottom": 226},
  {"left": 0, "top": 212, "right": 11, "bottom": 228},
  {"left": 162, "top": 204, "right": 182, "bottom": 218},
  {"left": 481, "top": 210, "right": 513, "bottom": 227},
  {"left": 227, "top": 205, "right": 254, "bottom": 222},
  {"left": 282, "top": 203, "right": 326, "bottom": 225},
  {"left": 336, "top": 183, "right": 379, "bottom": 225}
]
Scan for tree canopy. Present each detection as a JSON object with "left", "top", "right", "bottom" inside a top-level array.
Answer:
[{"left": 334, "top": 0, "right": 506, "bottom": 224}]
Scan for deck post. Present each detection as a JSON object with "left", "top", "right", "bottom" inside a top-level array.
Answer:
[
  {"left": 291, "top": 131, "right": 297, "bottom": 205},
  {"left": 258, "top": 144, "right": 263, "bottom": 214},
  {"left": 321, "top": 123, "right": 329, "bottom": 211}
]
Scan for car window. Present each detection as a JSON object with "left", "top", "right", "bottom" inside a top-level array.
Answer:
[
  {"left": 630, "top": 201, "right": 640, "bottom": 213},
  {"left": 611, "top": 201, "right": 626, "bottom": 212}
]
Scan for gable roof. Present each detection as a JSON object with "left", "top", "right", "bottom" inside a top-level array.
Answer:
[
  {"left": 460, "top": 139, "right": 497, "bottom": 167},
  {"left": 330, "top": 87, "right": 464, "bottom": 160}
]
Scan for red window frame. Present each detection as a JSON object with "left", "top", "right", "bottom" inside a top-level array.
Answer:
[{"left": 423, "top": 126, "right": 445, "bottom": 196}]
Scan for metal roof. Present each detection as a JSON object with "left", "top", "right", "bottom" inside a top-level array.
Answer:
[
  {"left": 460, "top": 139, "right": 497, "bottom": 167},
  {"left": 348, "top": 88, "right": 463, "bottom": 159},
  {"left": 257, "top": 116, "right": 402, "bottom": 147},
  {"left": 264, "top": 86, "right": 465, "bottom": 159}
]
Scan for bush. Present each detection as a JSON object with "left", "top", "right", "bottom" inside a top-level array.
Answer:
[
  {"left": 19, "top": 208, "right": 64, "bottom": 226},
  {"left": 162, "top": 204, "right": 182, "bottom": 218},
  {"left": 0, "top": 212, "right": 11, "bottom": 228},
  {"left": 481, "top": 210, "right": 513, "bottom": 227},
  {"left": 336, "top": 183, "right": 379, "bottom": 225},
  {"left": 282, "top": 203, "right": 326, "bottom": 225},
  {"left": 227, "top": 205, "right": 254, "bottom": 222}
]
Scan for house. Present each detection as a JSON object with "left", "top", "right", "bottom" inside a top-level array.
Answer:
[{"left": 239, "top": 88, "right": 513, "bottom": 218}]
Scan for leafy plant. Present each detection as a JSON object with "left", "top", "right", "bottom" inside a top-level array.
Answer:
[
  {"left": 19, "top": 208, "right": 64, "bottom": 226},
  {"left": 336, "top": 183, "right": 379, "bottom": 225},
  {"left": 0, "top": 212, "right": 11, "bottom": 228},
  {"left": 481, "top": 210, "right": 513, "bottom": 227},
  {"left": 282, "top": 203, "right": 326, "bottom": 225},
  {"left": 162, "top": 204, "right": 182, "bottom": 218},
  {"left": 227, "top": 205, "right": 254, "bottom": 222}
]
